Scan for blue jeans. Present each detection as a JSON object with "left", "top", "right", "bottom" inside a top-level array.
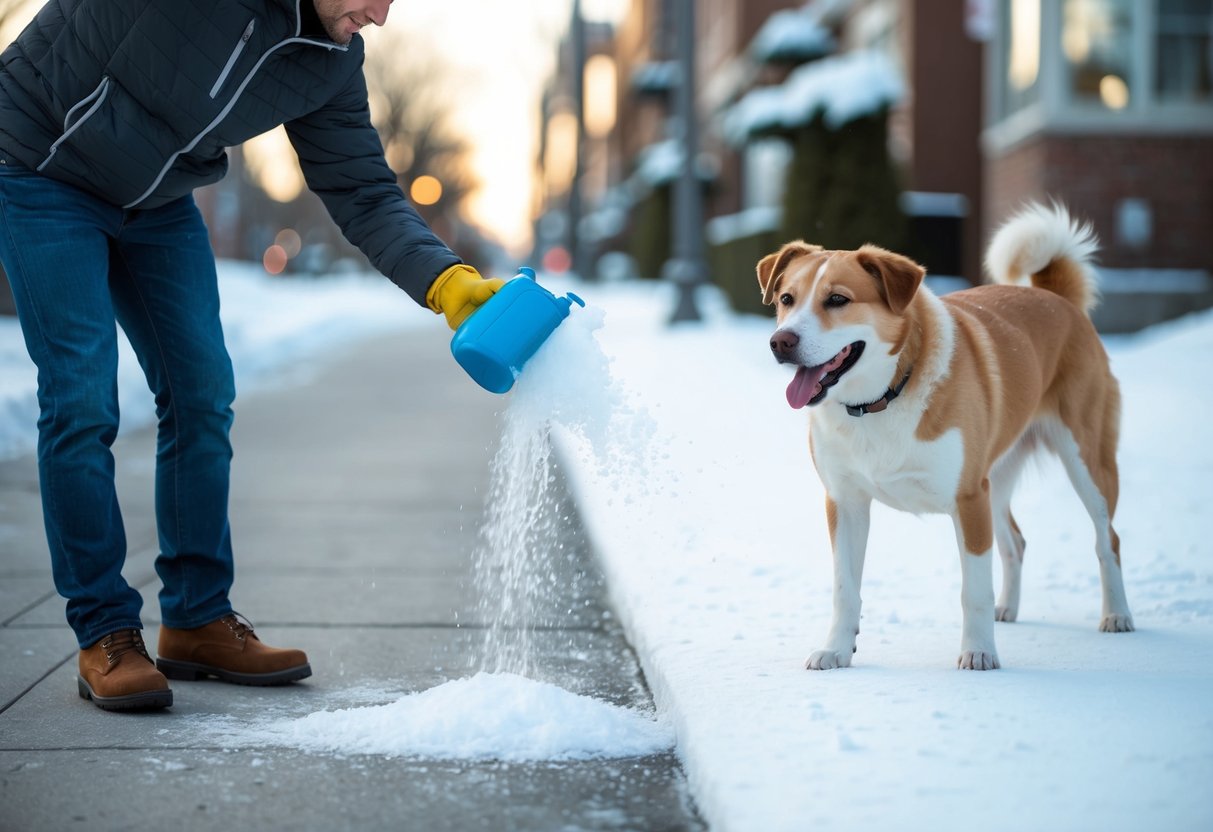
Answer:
[{"left": 0, "top": 156, "right": 236, "bottom": 648}]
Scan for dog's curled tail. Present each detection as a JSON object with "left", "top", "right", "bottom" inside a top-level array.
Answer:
[{"left": 985, "top": 201, "right": 1100, "bottom": 314}]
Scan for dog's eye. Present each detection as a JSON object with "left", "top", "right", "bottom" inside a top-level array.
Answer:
[
  {"left": 824, "top": 294, "right": 850, "bottom": 308},
  {"left": 779, "top": 293, "right": 794, "bottom": 306}
]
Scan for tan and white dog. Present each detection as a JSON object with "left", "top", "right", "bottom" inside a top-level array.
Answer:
[{"left": 757, "top": 202, "right": 1134, "bottom": 671}]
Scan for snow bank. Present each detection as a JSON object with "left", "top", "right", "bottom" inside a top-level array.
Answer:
[
  {"left": 726, "top": 49, "right": 905, "bottom": 143},
  {"left": 749, "top": 9, "right": 834, "bottom": 64},
  {"left": 554, "top": 282, "right": 1213, "bottom": 832}
]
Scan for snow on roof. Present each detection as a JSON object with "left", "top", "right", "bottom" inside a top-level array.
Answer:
[
  {"left": 725, "top": 49, "right": 905, "bottom": 144},
  {"left": 723, "top": 85, "right": 787, "bottom": 145},
  {"left": 634, "top": 139, "right": 683, "bottom": 186},
  {"left": 804, "top": 0, "right": 854, "bottom": 26},
  {"left": 705, "top": 206, "right": 782, "bottom": 246},
  {"left": 749, "top": 9, "right": 835, "bottom": 64},
  {"left": 631, "top": 140, "right": 721, "bottom": 188},
  {"left": 630, "top": 60, "right": 679, "bottom": 95}
]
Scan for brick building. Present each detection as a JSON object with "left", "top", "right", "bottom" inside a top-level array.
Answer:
[
  {"left": 543, "top": 0, "right": 1212, "bottom": 327},
  {"left": 984, "top": 0, "right": 1213, "bottom": 273}
]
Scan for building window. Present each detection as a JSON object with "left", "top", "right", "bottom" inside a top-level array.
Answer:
[
  {"left": 1156, "top": 0, "right": 1213, "bottom": 102},
  {"left": 1062, "top": 0, "right": 1135, "bottom": 110},
  {"left": 742, "top": 139, "right": 791, "bottom": 211},
  {"left": 987, "top": 0, "right": 1213, "bottom": 142},
  {"left": 1000, "top": 0, "right": 1043, "bottom": 118}
]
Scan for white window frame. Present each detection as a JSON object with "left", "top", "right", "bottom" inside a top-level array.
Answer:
[{"left": 984, "top": 0, "right": 1213, "bottom": 155}]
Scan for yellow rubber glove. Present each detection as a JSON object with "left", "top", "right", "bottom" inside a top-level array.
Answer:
[{"left": 426, "top": 264, "right": 506, "bottom": 329}]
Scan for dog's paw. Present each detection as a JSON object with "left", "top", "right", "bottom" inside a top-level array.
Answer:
[
  {"left": 805, "top": 649, "right": 852, "bottom": 670},
  {"left": 957, "top": 650, "right": 1000, "bottom": 671},
  {"left": 1100, "top": 614, "right": 1135, "bottom": 633},
  {"left": 994, "top": 605, "right": 1017, "bottom": 622}
]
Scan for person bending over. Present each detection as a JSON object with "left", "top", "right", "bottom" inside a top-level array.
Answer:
[{"left": 0, "top": 0, "right": 500, "bottom": 710}]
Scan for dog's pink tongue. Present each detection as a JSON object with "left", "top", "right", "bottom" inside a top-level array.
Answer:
[{"left": 787, "top": 365, "right": 826, "bottom": 409}]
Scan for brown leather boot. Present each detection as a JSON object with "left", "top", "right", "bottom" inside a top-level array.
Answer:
[
  {"left": 78, "top": 629, "right": 173, "bottom": 711},
  {"left": 156, "top": 613, "right": 311, "bottom": 686}
]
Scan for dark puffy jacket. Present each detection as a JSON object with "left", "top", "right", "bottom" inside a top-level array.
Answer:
[{"left": 0, "top": 0, "right": 459, "bottom": 304}]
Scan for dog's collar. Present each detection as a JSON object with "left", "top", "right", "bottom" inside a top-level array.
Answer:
[{"left": 845, "top": 369, "right": 912, "bottom": 417}]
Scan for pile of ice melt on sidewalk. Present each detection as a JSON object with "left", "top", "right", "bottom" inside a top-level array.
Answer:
[{"left": 231, "top": 672, "right": 671, "bottom": 761}]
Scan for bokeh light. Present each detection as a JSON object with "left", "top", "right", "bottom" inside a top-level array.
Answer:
[
  {"left": 243, "top": 127, "right": 305, "bottom": 203},
  {"left": 274, "top": 228, "right": 303, "bottom": 258},
  {"left": 541, "top": 245, "right": 571, "bottom": 273},
  {"left": 1099, "top": 74, "right": 1129, "bottom": 110},
  {"left": 584, "top": 54, "right": 617, "bottom": 138},
  {"left": 263, "top": 244, "right": 288, "bottom": 275},
  {"left": 410, "top": 175, "right": 443, "bottom": 206}
]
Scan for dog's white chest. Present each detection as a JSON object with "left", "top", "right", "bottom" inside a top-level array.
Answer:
[{"left": 813, "top": 418, "right": 964, "bottom": 514}]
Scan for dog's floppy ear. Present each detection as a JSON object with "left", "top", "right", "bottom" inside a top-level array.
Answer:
[
  {"left": 757, "top": 241, "right": 822, "bottom": 306},
  {"left": 856, "top": 245, "right": 925, "bottom": 315}
]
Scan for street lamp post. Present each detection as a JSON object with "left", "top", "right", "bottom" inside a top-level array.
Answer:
[
  {"left": 662, "top": 0, "right": 707, "bottom": 323},
  {"left": 569, "top": 0, "right": 587, "bottom": 278}
]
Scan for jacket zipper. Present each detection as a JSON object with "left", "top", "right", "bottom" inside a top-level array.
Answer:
[
  {"left": 125, "top": 35, "right": 346, "bottom": 209},
  {"left": 37, "top": 76, "right": 112, "bottom": 172},
  {"left": 209, "top": 20, "right": 256, "bottom": 99}
]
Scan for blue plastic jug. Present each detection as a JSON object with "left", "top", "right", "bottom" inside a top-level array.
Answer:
[{"left": 451, "top": 268, "right": 585, "bottom": 394}]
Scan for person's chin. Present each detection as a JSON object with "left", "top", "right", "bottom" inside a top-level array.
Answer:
[{"left": 322, "top": 23, "right": 355, "bottom": 45}]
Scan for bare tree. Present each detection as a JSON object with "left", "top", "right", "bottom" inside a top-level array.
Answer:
[{"left": 362, "top": 35, "right": 475, "bottom": 221}]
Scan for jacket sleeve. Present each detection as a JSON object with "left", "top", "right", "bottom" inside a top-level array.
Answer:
[{"left": 283, "top": 55, "right": 460, "bottom": 307}]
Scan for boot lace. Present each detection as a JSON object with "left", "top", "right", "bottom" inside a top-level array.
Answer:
[
  {"left": 221, "top": 612, "right": 258, "bottom": 642},
  {"left": 99, "top": 629, "right": 152, "bottom": 666}
]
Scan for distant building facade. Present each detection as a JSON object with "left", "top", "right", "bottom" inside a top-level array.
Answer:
[
  {"left": 543, "top": 0, "right": 1213, "bottom": 328},
  {"left": 984, "top": 0, "right": 1213, "bottom": 274}
]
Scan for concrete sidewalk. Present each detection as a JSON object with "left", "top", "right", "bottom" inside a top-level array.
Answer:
[{"left": 0, "top": 329, "right": 703, "bottom": 831}]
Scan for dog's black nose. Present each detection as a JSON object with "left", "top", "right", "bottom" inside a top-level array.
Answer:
[{"left": 770, "top": 330, "right": 799, "bottom": 356}]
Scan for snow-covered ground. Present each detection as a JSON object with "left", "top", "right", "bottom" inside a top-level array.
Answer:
[
  {"left": 3, "top": 266, "right": 1210, "bottom": 830},
  {"left": 0, "top": 261, "right": 430, "bottom": 462},
  {"left": 553, "top": 280, "right": 1213, "bottom": 832}
]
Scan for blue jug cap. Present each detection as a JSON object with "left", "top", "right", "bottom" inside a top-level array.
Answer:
[
  {"left": 567, "top": 292, "right": 585, "bottom": 308},
  {"left": 517, "top": 267, "right": 537, "bottom": 280}
]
